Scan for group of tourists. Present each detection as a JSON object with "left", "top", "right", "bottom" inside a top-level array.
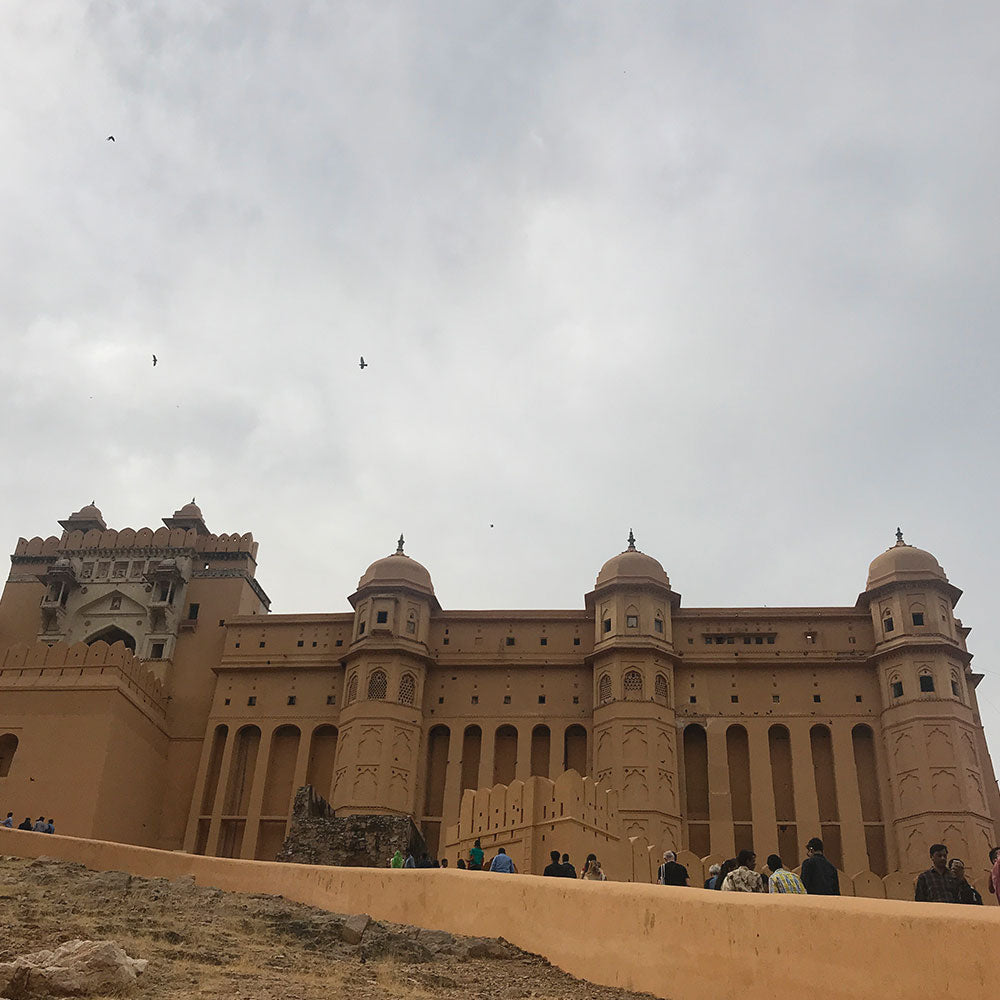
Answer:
[
  {"left": 913, "top": 843, "right": 998, "bottom": 905},
  {"left": 1, "top": 812, "right": 55, "bottom": 834}
]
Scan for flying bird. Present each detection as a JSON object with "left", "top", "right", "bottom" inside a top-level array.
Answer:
[
  {"left": 106, "top": 136, "right": 115, "bottom": 142},
  {"left": 152, "top": 355, "right": 157, "bottom": 367},
  {"left": 359, "top": 356, "right": 367, "bottom": 369}
]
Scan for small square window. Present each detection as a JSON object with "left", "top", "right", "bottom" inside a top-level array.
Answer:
[
  {"left": 772, "top": 694, "right": 780, "bottom": 703},
  {"left": 705, "top": 637, "right": 713, "bottom": 645},
  {"left": 755, "top": 637, "right": 763, "bottom": 645},
  {"left": 573, "top": 637, "right": 580, "bottom": 646},
  {"left": 603, "top": 619, "right": 612, "bottom": 633},
  {"left": 334, "top": 640, "right": 341, "bottom": 647},
  {"left": 327, "top": 695, "right": 336, "bottom": 705},
  {"left": 151, "top": 643, "right": 164, "bottom": 659},
  {"left": 891, "top": 681, "right": 903, "bottom": 698},
  {"left": 224, "top": 698, "right": 231, "bottom": 706},
  {"left": 471, "top": 695, "right": 479, "bottom": 705},
  {"left": 856, "top": 695, "right": 863, "bottom": 703},
  {"left": 188, "top": 603, "right": 200, "bottom": 620},
  {"left": 505, "top": 636, "right": 515, "bottom": 646},
  {"left": 297, "top": 640, "right": 304, "bottom": 647},
  {"left": 573, "top": 696, "right": 579, "bottom": 704},
  {"left": 235, "top": 642, "right": 240, "bottom": 648},
  {"left": 287, "top": 695, "right": 296, "bottom": 706},
  {"left": 626, "top": 615, "right": 638, "bottom": 629},
  {"left": 259, "top": 641, "right": 266, "bottom": 648},
  {"left": 540, "top": 637, "right": 548, "bottom": 646},
  {"left": 883, "top": 617, "right": 894, "bottom": 633},
  {"left": 849, "top": 636, "right": 856, "bottom": 644},
  {"left": 443, "top": 638, "right": 450, "bottom": 645},
  {"left": 438, "top": 697, "right": 444, "bottom": 704},
  {"left": 919, "top": 675, "right": 935, "bottom": 693},
  {"left": 731, "top": 695, "right": 739, "bottom": 703},
  {"left": 743, "top": 637, "right": 752, "bottom": 645},
  {"left": 725, "top": 637, "right": 733, "bottom": 644},
  {"left": 715, "top": 637, "right": 726, "bottom": 645},
  {"left": 912, "top": 612, "right": 924, "bottom": 626},
  {"left": 248, "top": 696, "right": 257, "bottom": 706},
  {"left": 376, "top": 610, "right": 388, "bottom": 624},
  {"left": 689, "top": 696, "right": 697, "bottom": 703},
  {"left": 503, "top": 695, "right": 511, "bottom": 705},
  {"left": 538, "top": 695, "right": 546, "bottom": 704},
  {"left": 687, "top": 637, "right": 693, "bottom": 644},
  {"left": 766, "top": 636, "right": 775, "bottom": 645},
  {"left": 805, "top": 632, "right": 816, "bottom": 644},
  {"left": 813, "top": 694, "right": 821, "bottom": 703}
]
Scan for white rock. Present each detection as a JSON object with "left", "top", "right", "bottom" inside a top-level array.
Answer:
[{"left": 0, "top": 939, "right": 148, "bottom": 997}]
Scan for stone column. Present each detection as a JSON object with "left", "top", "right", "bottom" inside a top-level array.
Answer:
[
  {"left": 747, "top": 721, "right": 778, "bottom": 861},
  {"left": 240, "top": 725, "right": 275, "bottom": 860},
  {"left": 183, "top": 728, "right": 223, "bottom": 853},
  {"left": 831, "top": 722, "right": 870, "bottom": 877},
  {"left": 205, "top": 733, "right": 237, "bottom": 857},
  {"left": 441, "top": 751, "right": 464, "bottom": 834},
  {"left": 478, "top": 725, "right": 496, "bottom": 789},
  {"left": 549, "top": 725, "right": 565, "bottom": 779},
  {"left": 788, "top": 720, "right": 821, "bottom": 851},
  {"left": 706, "top": 720, "right": 735, "bottom": 858},
  {"left": 515, "top": 724, "right": 532, "bottom": 782}
]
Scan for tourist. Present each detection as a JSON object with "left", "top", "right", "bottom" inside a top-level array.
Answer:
[
  {"left": 582, "top": 858, "right": 607, "bottom": 881},
  {"left": 439, "top": 858, "right": 448, "bottom": 869},
  {"left": 44, "top": 819, "right": 54, "bottom": 834},
  {"left": 657, "top": 851, "right": 689, "bottom": 886},
  {"left": 988, "top": 847, "right": 1000, "bottom": 904},
  {"left": 488, "top": 847, "right": 517, "bottom": 873},
  {"left": 766, "top": 855, "right": 806, "bottom": 894},
  {"left": 580, "top": 853, "right": 599, "bottom": 878},
  {"left": 914, "top": 844, "right": 958, "bottom": 903},
  {"left": 713, "top": 857, "right": 738, "bottom": 890},
  {"left": 543, "top": 850, "right": 563, "bottom": 877},
  {"left": 1, "top": 812, "right": 12, "bottom": 828},
  {"left": 390, "top": 849, "right": 404, "bottom": 868},
  {"left": 948, "top": 859, "right": 982, "bottom": 905},
  {"left": 800, "top": 838, "right": 840, "bottom": 895},
  {"left": 403, "top": 852, "right": 416, "bottom": 868},
  {"left": 468, "top": 838, "right": 484, "bottom": 871},
  {"left": 32, "top": 816, "right": 46, "bottom": 832},
  {"left": 416, "top": 852, "right": 433, "bottom": 869},
  {"left": 720, "top": 850, "right": 764, "bottom": 892},
  {"left": 703, "top": 864, "right": 721, "bottom": 889},
  {"left": 456, "top": 858, "right": 467, "bottom": 869},
  {"left": 559, "top": 853, "right": 577, "bottom": 878},
  {"left": 17, "top": 817, "right": 32, "bottom": 830}
]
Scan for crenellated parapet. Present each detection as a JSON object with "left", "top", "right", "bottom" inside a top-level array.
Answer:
[
  {"left": 14, "top": 528, "right": 258, "bottom": 559},
  {"left": 0, "top": 640, "right": 167, "bottom": 721}
]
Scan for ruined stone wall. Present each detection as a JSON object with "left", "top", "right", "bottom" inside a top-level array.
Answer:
[{"left": 276, "top": 785, "right": 426, "bottom": 866}]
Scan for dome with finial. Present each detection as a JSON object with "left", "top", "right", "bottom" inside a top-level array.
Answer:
[
  {"left": 177, "top": 497, "right": 202, "bottom": 519},
  {"left": 58, "top": 502, "right": 107, "bottom": 531},
  {"left": 162, "top": 498, "right": 210, "bottom": 534},
  {"left": 866, "top": 528, "right": 948, "bottom": 591},
  {"left": 595, "top": 530, "right": 671, "bottom": 589},
  {"left": 356, "top": 535, "right": 435, "bottom": 595}
]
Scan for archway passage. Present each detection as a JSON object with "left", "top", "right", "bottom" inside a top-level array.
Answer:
[
  {"left": 0, "top": 733, "right": 17, "bottom": 778},
  {"left": 85, "top": 626, "right": 136, "bottom": 651}
]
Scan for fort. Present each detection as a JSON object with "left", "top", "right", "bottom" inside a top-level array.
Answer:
[{"left": 1, "top": 501, "right": 998, "bottom": 899}]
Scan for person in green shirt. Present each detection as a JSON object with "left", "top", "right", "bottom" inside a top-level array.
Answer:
[
  {"left": 390, "top": 849, "right": 404, "bottom": 868},
  {"left": 468, "top": 838, "right": 484, "bottom": 870}
]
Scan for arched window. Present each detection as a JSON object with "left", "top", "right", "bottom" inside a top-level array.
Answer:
[
  {"left": 654, "top": 673, "right": 668, "bottom": 700},
  {"left": 598, "top": 674, "right": 612, "bottom": 705},
  {"left": 367, "top": 670, "right": 388, "bottom": 700},
  {"left": 345, "top": 673, "right": 358, "bottom": 705},
  {"left": 85, "top": 625, "right": 136, "bottom": 651},
  {"left": 889, "top": 674, "right": 903, "bottom": 699},
  {"left": 0, "top": 733, "right": 18, "bottom": 778},
  {"left": 406, "top": 612, "right": 417, "bottom": 635},
  {"left": 398, "top": 672, "right": 416, "bottom": 705},
  {"left": 882, "top": 610, "right": 894, "bottom": 634},
  {"left": 623, "top": 669, "right": 644, "bottom": 699},
  {"left": 951, "top": 671, "right": 963, "bottom": 701},
  {"left": 918, "top": 669, "right": 935, "bottom": 694}
]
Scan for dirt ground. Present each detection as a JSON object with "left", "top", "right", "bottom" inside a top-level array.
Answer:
[{"left": 0, "top": 856, "right": 659, "bottom": 1000}]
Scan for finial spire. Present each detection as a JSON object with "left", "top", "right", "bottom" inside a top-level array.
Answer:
[
  {"left": 627, "top": 529, "right": 636, "bottom": 551},
  {"left": 896, "top": 526, "right": 904, "bottom": 545},
  {"left": 396, "top": 534, "right": 405, "bottom": 554},
  {"left": 191, "top": 497, "right": 196, "bottom": 504}
]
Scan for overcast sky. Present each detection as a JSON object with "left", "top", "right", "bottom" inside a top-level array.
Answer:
[{"left": 2, "top": 3, "right": 999, "bottom": 758}]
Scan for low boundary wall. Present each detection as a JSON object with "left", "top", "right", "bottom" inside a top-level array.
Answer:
[{"left": 1, "top": 829, "right": 997, "bottom": 1000}]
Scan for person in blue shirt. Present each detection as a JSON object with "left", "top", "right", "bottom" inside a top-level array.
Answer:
[
  {"left": 488, "top": 847, "right": 517, "bottom": 873},
  {"left": 1, "top": 812, "right": 13, "bottom": 828}
]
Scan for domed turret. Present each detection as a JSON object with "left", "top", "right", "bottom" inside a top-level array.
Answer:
[
  {"left": 866, "top": 528, "right": 948, "bottom": 591},
  {"left": 58, "top": 502, "right": 106, "bottom": 532},
  {"left": 162, "top": 498, "right": 210, "bottom": 535},
  {"left": 356, "top": 535, "right": 435, "bottom": 597},
  {"left": 596, "top": 530, "right": 672, "bottom": 590}
]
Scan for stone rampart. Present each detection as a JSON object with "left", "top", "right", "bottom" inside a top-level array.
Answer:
[{"left": 0, "top": 828, "right": 996, "bottom": 1000}]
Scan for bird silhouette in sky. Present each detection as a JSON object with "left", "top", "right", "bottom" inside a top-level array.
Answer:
[
  {"left": 152, "top": 355, "right": 157, "bottom": 367},
  {"left": 359, "top": 356, "right": 367, "bottom": 369},
  {"left": 106, "top": 136, "right": 115, "bottom": 142}
]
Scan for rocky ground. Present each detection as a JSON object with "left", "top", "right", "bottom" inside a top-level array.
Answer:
[{"left": 0, "top": 856, "right": 658, "bottom": 1000}]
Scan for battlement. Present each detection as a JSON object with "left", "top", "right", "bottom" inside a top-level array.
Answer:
[
  {"left": 0, "top": 640, "right": 167, "bottom": 718},
  {"left": 13, "top": 528, "right": 258, "bottom": 560}
]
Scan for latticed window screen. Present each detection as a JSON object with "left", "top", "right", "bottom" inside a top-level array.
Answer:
[
  {"left": 399, "top": 673, "right": 416, "bottom": 705},
  {"left": 367, "top": 670, "right": 388, "bottom": 700},
  {"left": 655, "top": 673, "right": 668, "bottom": 700},
  {"left": 346, "top": 674, "right": 358, "bottom": 705},
  {"left": 623, "top": 670, "right": 644, "bottom": 699},
  {"left": 598, "top": 673, "right": 613, "bottom": 704}
]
